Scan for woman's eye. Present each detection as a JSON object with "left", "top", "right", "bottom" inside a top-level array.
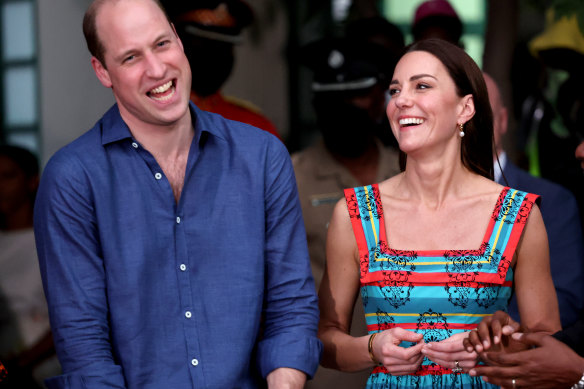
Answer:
[
  {"left": 417, "top": 83, "right": 430, "bottom": 90},
  {"left": 388, "top": 88, "right": 399, "bottom": 96}
]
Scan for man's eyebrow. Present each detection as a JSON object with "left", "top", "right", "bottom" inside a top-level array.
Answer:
[
  {"left": 390, "top": 73, "right": 438, "bottom": 85},
  {"left": 113, "top": 32, "right": 172, "bottom": 62}
]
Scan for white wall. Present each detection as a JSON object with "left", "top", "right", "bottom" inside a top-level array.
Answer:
[
  {"left": 37, "top": 0, "right": 289, "bottom": 166},
  {"left": 38, "top": 0, "right": 114, "bottom": 165}
]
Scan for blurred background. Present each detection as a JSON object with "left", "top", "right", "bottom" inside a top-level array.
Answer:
[
  {"left": 0, "top": 0, "right": 580, "bottom": 161},
  {"left": 2, "top": 1, "right": 584, "bottom": 387}
]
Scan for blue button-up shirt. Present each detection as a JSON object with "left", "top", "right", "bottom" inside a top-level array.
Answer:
[{"left": 34, "top": 103, "right": 322, "bottom": 389}]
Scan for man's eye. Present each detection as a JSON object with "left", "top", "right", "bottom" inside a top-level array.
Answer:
[
  {"left": 157, "top": 40, "right": 169, "bottom": 47},
  {"left": 124, "top": 55, "right": 135, "bottom": 63}
]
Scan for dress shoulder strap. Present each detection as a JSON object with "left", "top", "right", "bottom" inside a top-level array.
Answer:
[{"left": 344, "top": 185, "right": 386, "bottom": 275}]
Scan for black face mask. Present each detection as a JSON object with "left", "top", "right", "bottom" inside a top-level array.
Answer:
[
  {"left": 314, "top": 98, "right": 378, "bottom": 158},
  {"left": 184, "top": 39, "right": 235, "bottom": 97}
]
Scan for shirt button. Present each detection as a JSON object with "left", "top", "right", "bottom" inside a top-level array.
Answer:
[
  {"left": 185, "top": 311, "right": 192, "bottom": 318},
  {"left": 176, "top": 217, "right": 181, "bottom": 224},
  {"left": 180, "top": 264, "right": 186, "bottom": 271},
  {"left": 191, "top": 358, "right": 199, "bottom": 366},
  {"left": 154, "top": 172, "right": 162, "bottom": 180},
  {"left": 131, "top": 142, "right": 138, "bottom": 149}
]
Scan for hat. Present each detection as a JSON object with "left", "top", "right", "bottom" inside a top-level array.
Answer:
[
  {"left": 529, "top": 10, "right": 584, "bottom": 57},
  {"left": 301, "top": 37, "right": 389, "bottom": 92},
  {"left": 165, "top": 0, "right": 253, "bottom": 44},
  {"left": 412, "top": 0, "right": 462, "bottom": 43}
]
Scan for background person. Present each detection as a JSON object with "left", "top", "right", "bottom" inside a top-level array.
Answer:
[
  {"left": 485, "top": 73, "right": 584, "bottom": 328},
  {"left": 34, "top": 1, "right": 321, "bottom": 388},
  {"left": 411, "top": 0, "right": 463, "bottom": 46},
  {"left": 0, "top": 145, "right": 59, "bottom": 388},
  {"left": 465, "top": 310, "right": 584, "bottom": 389},
  {"left": 293, "top": 35, "right": 401, "bottom": 389},
  {"left": 318, "top": 39, "right": 560, "bottom": 388},
  {"left": 164, "top": 0, "right": 280, "bottom": 139}
]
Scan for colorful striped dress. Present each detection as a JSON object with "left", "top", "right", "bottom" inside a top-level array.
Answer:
[{"left": 344, "top": 184, "right": 539, "bottom": 388}]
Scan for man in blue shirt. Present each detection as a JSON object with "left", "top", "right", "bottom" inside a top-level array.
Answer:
[{"left": 33, "top": 1, "right": 321, "bottom": 388}]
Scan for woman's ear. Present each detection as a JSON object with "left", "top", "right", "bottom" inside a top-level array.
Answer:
[{"left": 458, "top": 94, "right": 475, "bottom": 125}]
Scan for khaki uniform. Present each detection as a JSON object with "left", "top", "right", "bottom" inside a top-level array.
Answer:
[{"left": 292, "top": 139, "right": 400, "bottom": 388}]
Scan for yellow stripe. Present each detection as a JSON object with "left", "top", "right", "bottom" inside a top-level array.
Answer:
[
  {"left": 364, "top": 186, "right": 379, "bottom": 245},
  {"left": 365, "top": 312, "right": 491, "bottom": 318},
  {"left": 487, "top": 189, "right": 517, "bottom": 261},
  {"left": 373, "top": 190, "right": 519, "bottom": 266}
]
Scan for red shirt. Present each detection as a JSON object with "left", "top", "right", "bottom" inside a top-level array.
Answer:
[{"left": 191, "top": 91, "right": 281, "bottom": 140}]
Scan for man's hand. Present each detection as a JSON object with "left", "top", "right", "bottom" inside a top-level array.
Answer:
[
  {"left": 469, "top": 332, "right": 584, "bottom": 389},
  {"left": 463, "top": 310, "right": 522, "bottom": 354},
  {"left": 266, "top": 367, "right": 306, "bottom": 389}
]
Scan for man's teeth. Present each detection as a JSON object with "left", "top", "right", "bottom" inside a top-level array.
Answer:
[
  {"left": 150, "top": 81, "right": 172, "bottom": 94},
  {"left": 399, "top": 118, "right": 424, "bottom": 126}
]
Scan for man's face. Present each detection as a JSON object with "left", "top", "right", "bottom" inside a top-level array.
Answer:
[{"left": 92, "top": 0, "right": 192, "bottom": 130}]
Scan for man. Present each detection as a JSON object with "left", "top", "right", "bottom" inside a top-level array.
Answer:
[
  {"left": 292, "top": 36, "right": 401, "bottom": 388},
  {"left": 34, "top": 1, "right": 321, "bottom": 388},
  {"left": 485, "top": 73, "right": 584, "bottom": 328},
  {"left": 164, "top": 1, "right": 280, "bottom": 139}
]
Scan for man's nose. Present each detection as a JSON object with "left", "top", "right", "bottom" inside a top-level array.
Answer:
[{"left": 145, "top": 52, "right": 165, "bottom": 78}]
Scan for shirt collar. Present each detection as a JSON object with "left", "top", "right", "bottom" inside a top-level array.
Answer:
[
  {"left": 100, "top": 102, "right": 221, "bottom": 147},
  {"left": 494, "top": 151, "right": 507, "bottom": 183}
]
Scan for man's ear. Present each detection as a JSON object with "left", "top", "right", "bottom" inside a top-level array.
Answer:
[
  {"left": 91, "top": 56, "right": 113, "bottom": 88},
  {"left": 171, "top": 23, "right": 184, "bottom": 51},
  {"left": 458, "top": 94, "right": 475, "bottom": 125}
]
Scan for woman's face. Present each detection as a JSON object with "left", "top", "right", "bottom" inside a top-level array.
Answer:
[{"left": 386, "top": 50, "right": 470, "bottom": 156}]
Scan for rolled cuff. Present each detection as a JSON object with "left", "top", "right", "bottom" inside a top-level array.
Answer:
[
  {"left": 257, "top": 333, "right": 322, "bottom": 379},
  {"left": 45, "top": 363, "right": 126, "bottom": 389}
]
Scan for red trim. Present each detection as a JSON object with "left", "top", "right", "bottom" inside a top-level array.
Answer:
[{"left": 368, "top": 322, "right": 479, "bottom": 331}]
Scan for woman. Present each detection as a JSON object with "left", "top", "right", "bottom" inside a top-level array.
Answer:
[{"left": 318, "top": 39, "right": 561, "bottom": 388}]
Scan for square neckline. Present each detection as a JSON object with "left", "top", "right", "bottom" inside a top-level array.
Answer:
[{"left": 372, "top": 184, "right": 512, "bottom": 258}]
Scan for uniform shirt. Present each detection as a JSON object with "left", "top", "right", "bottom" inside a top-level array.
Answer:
[
  {"left": 292, "top": 139, "right": 400, "bottom": 289},
  {"left": 34, "top": 103, "right": 321, "bottom": 389},
  {"left": 291, "top": 139, "right": 400, "bottom": 389},
  {"left": 191, "top": 91, "right": 281, "bottom": 140}
]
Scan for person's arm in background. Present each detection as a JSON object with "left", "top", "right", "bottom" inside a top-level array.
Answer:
[
  {"left": 258, "top": 138, "right": 322, "bottom": 388},
  {"left": 464, "top": 311, "right": 584, "bottom": 389},
  {"left": 543, "top": 186, "right": 584, "bottom": 328},
  {"left": 34, "top": 154, "right": 126, "bottom": 389},
  {"left": 513, "top": 205, "right": 562, "bottom": 334}
]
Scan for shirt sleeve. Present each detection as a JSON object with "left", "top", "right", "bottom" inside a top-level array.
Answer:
[
  {"left": 34, "top": 154, "right": 127, "bottom": 389},
  {"left": 256, "top": 137, "right": 323, "bottom": 378},
  {"left": 544, "top": 189, "right": 584, "bottom": 328},
  {"left": 553, "top": 310, "right": 584, "bottom": 357}
]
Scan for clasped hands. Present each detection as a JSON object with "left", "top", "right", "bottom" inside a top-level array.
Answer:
[{"left": 369, "top": 327, "right": 478, "bottom": 375}]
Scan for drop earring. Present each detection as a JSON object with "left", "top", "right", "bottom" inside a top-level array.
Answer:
[{"left": 458, "top": 123, "right": 465, "bottom": 137}]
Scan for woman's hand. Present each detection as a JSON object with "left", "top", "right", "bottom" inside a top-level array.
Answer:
[
  {"left": 371, "top": 328, "right": 425, "bottom": 375},
  {"left": 422, "top": 332, "right": 478, "bottom": 372}
]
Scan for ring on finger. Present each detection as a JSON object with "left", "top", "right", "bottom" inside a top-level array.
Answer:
[
  {"left": 452, "top": 360, "right": 463, "bottom": 373},
  {"left": 511, "top": 378, "right": 517, "bottom": 388}
]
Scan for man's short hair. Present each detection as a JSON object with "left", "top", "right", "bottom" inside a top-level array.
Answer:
[{"left": 82, "top": 0, "right": 172, "bottom": 67}]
